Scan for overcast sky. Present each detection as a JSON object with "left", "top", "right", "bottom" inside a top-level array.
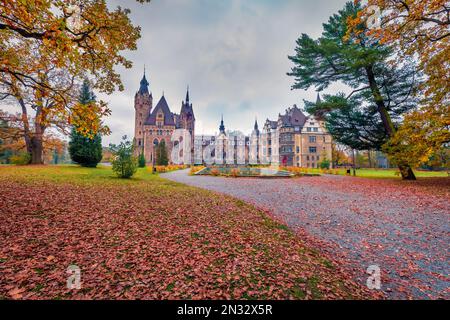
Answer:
[{"left": 5, "top": 0, "right": 350, "bottom": 145}]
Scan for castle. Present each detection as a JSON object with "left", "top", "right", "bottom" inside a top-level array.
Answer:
[
  {"left": 133, "top": 71, "right": 195, "bottom": 164},
  {"left": 133, "top": 71, "right": 332, "bottom": 168}
]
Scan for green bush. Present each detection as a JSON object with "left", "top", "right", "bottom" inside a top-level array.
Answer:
[
  {"left": 110, "top": 136, "right": 137, "bottom": 179},
  {"left": 320, "top": 158, "right": 331, "bottom": 169},
  {"left": 138, "top": 153, "right": 146, "bottom": 168},
  {"left": 156, "top": 140, "right": 169, "bottom": 165},
  {"left": 10, "top": 152, "right": 31, "bottom": 165}
]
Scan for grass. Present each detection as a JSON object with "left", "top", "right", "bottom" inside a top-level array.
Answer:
[
  {"left": 0, "top": 164, "right": 161, "bottom": 184},
  {"left": 305, "top": 167, "right": 448, "bottom": 179}
]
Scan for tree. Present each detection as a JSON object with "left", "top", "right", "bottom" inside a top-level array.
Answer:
[
  {"left": 69, "top": 128, "right": 102, "bottom": 167},
  {"left": 156, "top": 140, "right": 169, "bottom": 166},
  {"left": 69, "top": 80, "right": 103, "bottom": 167},
  {"left": 110, "top": 136, "right": 137, "bottom": 179},
  {"left": 331, "top": 143, "right": 350, "bottom": 167},
  {"left": 319, "top": 155, "right": 331, "bottom": 169},
  {"left": 0, "top": 1, "right": 147, "bottom": 163},
  {"left": 0, "top": 109, "right": 66, "bottom": 164},
  {"left": 384, "top": 104, "right": 450, "bottom": 169},
  {"left": 288, "top": 1, "right": 419, "bottom": 180},
  {"left": 349, "top": 0, "right": 449, "bottom": 106},
  {"left": 138, "top": 153, "right": 146, "bottom": 168},
  {"left": 348, "top": 1, "right": 450, "bottom": 169}
]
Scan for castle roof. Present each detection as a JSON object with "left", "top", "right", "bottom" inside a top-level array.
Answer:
[
  {"left": 180, "top": 87, "right": 195, "bottom": 120},
  {"left": 145, "top": 95, "right": 175, "bottom": 126},
  {"left": 278, "top": 105, "right": 307, "bottom": 127},
  {"left": 138, "top": 72, "right": 150, "bottom": 95}
]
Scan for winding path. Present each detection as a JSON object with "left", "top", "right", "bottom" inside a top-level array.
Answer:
[{"left": 162, "top": 169, "right": 450, "bottom": 299}]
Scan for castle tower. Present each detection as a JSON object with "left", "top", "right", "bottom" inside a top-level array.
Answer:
[
  {"left": 134, "top": 69, "right": 153, "bottom": 154},
  {"left": 219, "top": 115, "right": 225, "bottom": 135},
  {"left": 179, "top": 86, "right": 195, "bottom": 163}
]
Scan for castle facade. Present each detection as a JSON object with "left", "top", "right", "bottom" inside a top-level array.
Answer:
[
  {"left": 133, "top": 71, "right": 332, "bottom": 168},
  {"left": 133, "top": 72, "right": 195, "bottom": 164}
]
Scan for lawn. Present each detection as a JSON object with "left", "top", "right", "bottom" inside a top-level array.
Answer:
[
  {"left": 0, "top": 165, "right": 377, "bottom": 300},
  {"left": 308, "top": 167, "right": 448, "bottom": 179}
]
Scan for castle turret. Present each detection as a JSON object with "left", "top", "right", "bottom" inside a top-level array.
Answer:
[
  {"left": 179, "top": 86, "right": 195, "bottom": 161},
  {"left": 134, "top": 69, "right": 153, "bottom": 153},
  {"left": 219, "top": 115, "right": 226, "bottom": 135}
]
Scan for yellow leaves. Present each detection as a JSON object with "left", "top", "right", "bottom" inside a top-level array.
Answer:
[
  {"left": 384, "top": 102, "right": 450, "bottom": 168},
  {"left": 70, "top": 100, "right": 111, "bottom": 138}
]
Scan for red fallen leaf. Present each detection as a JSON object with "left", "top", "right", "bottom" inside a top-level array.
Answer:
[{"left": 8, "top": 287, "right": 25, "bottom": 299}]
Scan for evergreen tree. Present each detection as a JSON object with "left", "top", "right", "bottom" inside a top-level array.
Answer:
[
  {"left": 110, "top": 136, "right": 137, "bottom": 179},
  {"left": 138, "top": 153, "right": 146, "bottom": 168},
  {"left": 69, "top": 80, "right": 103, "bottom": 167},
  {"left": 287, "top": 2, "right": 419, "bottom": 180},
  {"left": 156, "top": 140, "right": 169, "bottom": 166}
]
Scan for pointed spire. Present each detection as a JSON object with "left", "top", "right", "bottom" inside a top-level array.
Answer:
[
  {"left": 219, "top": 114, "right": 225, "bottom": 134},
  {"left": 138, "top": 67, "right": 149, "bottom": 95},
  {"left": 185, "top": 85, "right": 190, "bottom": 103},
  {"left": 254, "top": 117, "right": 259, "bottom": 131},
  {"left": 316, "top": 92, "right": 322, "bottom": 105}
]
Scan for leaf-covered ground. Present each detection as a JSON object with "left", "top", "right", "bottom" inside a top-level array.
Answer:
[
  {"left": 163, "top": 170, "right": 450, "bottom": 300},
  {"left": 0, "top": 165, "right": 377, "bottom": 300}
]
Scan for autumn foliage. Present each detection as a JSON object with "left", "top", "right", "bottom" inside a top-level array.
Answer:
[
  {"left": 0, "top": 0, "right": 144, "bottom": 163},
  {"left": 349, "top": 0, "right": 450, "bottom": 169}
]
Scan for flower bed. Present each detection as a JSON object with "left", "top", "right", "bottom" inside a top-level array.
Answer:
[
  {"left": 147, "top": 164, "right": 188, "bottom": 173},
  {"left": 280, "top": 166, "right": 340, "bottom": 176},
  {"left": 194, "top": 166, "right": 294, "bottom": 178}
]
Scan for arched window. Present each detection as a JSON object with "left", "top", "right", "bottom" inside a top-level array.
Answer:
[{"left": 153, "top": 139, "right": 159, "bottom": 146}]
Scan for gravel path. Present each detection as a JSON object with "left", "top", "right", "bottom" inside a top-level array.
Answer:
[{"left": 162, "top": 169, "right": 450, "bottom": 299}]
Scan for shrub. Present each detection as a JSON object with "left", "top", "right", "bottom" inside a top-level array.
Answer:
[
  {"left": 190, "top": 166, "right": 205, "bottom": 175},
  {"left": 10, "top": 152, "right": 31, "bottom": 165},
  {"left": 110, "top": 136, "right": 137, "bottom": 179},
  {"left": 138, "top": 153, "right": 146, "bottom": 168},
  {"left": 210, "top": 168, "right": 220, "bottom": 176},
  {"left": 230, "top": 168, "right": 240, "bottom": 177},
  {"left": 156, "top": 140, "right": 169, "bottom": 165},
  {"left": 320, "top": 159, "right": 331, "bottom": 169}
]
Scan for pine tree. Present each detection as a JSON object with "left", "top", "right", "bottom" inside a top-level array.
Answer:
[
  {"left": 138, "top": 153, "right": 146, "bottom": 168},
  {"left": 110, "top": 136, "right": 137, "bottom": 179},
  {"left": 69, "top": 80, "right": 103, "bottom": 167},
  {"left": 287, "top": 1, "right": 419, "bottom": 180},
  {"left": 156, "top": 140, "right": 169, "bottom": 166}
]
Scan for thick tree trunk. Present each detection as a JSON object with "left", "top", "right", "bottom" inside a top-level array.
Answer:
[
  {"left": 365, "top": 66, "right": 416, "bottom": 180},
  {"left": 398, "top": 164, "right": 416, "bottom": 180},
  {"left": 30, "top": 135, "right": 44, "bottom": 164}
]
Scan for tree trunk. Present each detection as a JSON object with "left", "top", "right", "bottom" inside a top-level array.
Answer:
[
  {"left": 16, "top": 95, "right": 33, "bottom": 162},
  {"left": 398, "top": 164, "right": 416, "bottom": 181},
  {"left": 368, "top": 150, "right": 372, "bottom": 168},
  {"left": 365, "top": 66, "right": 416, "bottom": 180},
  {"left": 352, "top": 149, "right": 356, "bottom": 176},
  {"left": 30, "top": 135, "right": 44, "bottom": 164}
]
